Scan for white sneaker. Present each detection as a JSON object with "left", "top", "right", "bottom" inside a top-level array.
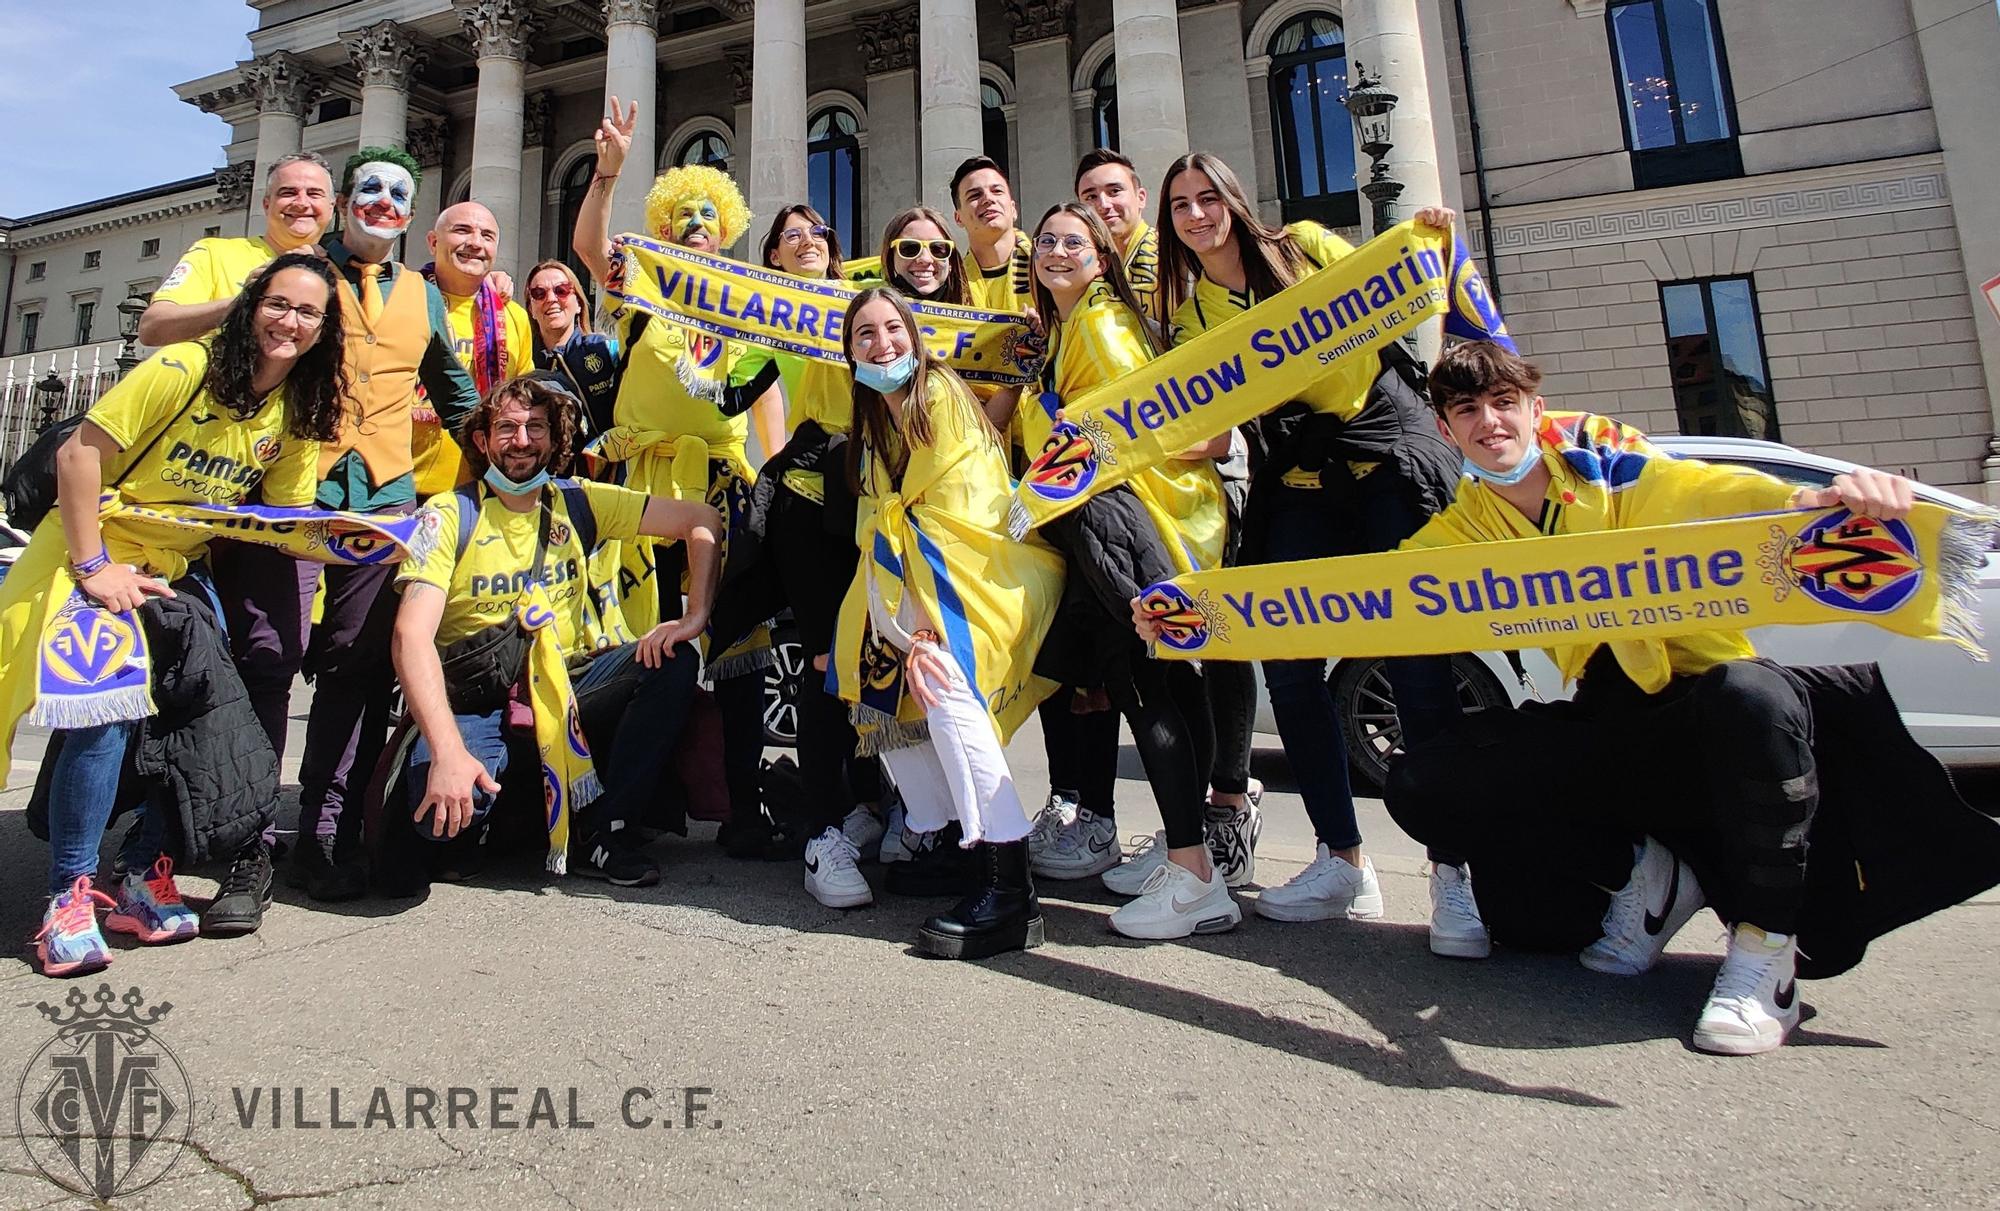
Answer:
[
  {"left": 1579, "top": 836, "right": 1705, "bottom": 976},
  {"left": 1204, "top": 799, "right": 1262, "bottom": 888},
  {"left": 804, "top": 827, "right": 873, "bottom": 908},
  {"left": 1101, "top": 831, "right": 1171, "bottom": 896},
  {"left": 1028, "top": 791, "right": 1080, "bottom": 861},
  {"left": 1428, "top": 863, "right": 1490, "bottom": 958},
  {"left": 878, "top": 805, "right": 917, "bottom": 865},
  {"left": 1108, "top": 860, "right": 1241, "bottom": 940},
  {"left": 1032, "top": 808, "right": 1118, "bottom": 880},
  {"left": 1253, "top": 844, "right": 1384, "bottom": 922},
  {"left": 841, "top": 806, "right": 885, "bottom": 859},
  {"left": 1692, "top": 925, "right": 1800, "bottom": 1056}
]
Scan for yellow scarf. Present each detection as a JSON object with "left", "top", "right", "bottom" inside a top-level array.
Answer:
[{"left": 517, "top": 583, "right": 598, "bottom": 874}]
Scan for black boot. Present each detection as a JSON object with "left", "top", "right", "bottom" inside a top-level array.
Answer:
[
  {"left": 884, "top": 821, "right": 971, "bottom": 896},
  {"left": 202, "top": 838, "right": 275, "bottom": 936},
  {"left": 917, "top": 840, "right": 1044, "bottom": 960},
  {"left": 285, "top": 832, "right": 369, "bottom": 902}
]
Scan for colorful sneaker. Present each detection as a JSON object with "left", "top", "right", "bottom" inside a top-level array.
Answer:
[
  {"left": 1253, "top": 845, "right": 1385, "bottom": 922},
  {"left": 1693, "top": 925, "right": 1801, "bottom": 1056},
  {"left": 1108, "top": 859, "right": 1241, "bottom": 940},
  {"left": 105, "top": 857, "right": 200, "bottom": 945},
  {"left": 1428, "top": 863, "right": 1490, "bottom": 959},
  {"left": 35, "top": 876, "right": 116, "bottom": 977},
  {"left": 1033, "top": 808, "right": 1119, "bottom": 881},
  {"left": 1102, "top": 831, "right": 1172, "bottom": 897},
  {"left": 1028, "top": 791, "right": 1080, "bottom": 861},
  {"left": 805, "top": 827, "right": 874, "bottom": 908},
  {"left": 1203, "top": 800, "right": 1262, "bottom": 889},
  {"left": 1580, "top": 836, "right": 1705, "bottom": 977},
  {"left": 841, "top": 806, "right": 886, "bottom": 860}
]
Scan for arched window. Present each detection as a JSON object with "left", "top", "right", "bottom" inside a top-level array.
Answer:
[
  {"left": 981, "top": 81, "right": 1010, "bottom": 176},
  {"left": 557, "top": 153, "right": 598, "bottom": 285},
  {"left": 1267, "top": 12, "right": 1357, "bottom": 228},
  {"left": 675, "top": 131, "right": 731, "bottom": 170},
  {"left": 1092, "top": 58, "right": 1119, "bottom": 151},
  {"left": 807, "top": 106, "right": 862, "bottom": 253}
]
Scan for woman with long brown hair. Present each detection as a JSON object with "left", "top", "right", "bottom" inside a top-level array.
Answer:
[{"left": 874, "top": 207, "right": 973, "bottom": 305}]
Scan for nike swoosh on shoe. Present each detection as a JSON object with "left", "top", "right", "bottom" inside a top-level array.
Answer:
[{"left": 1643, "top": 860, "right": 1681, "bottom": 937}]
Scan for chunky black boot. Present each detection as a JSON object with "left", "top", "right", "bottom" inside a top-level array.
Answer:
[
  {"left": 884, "top": 821, "right": 971, "bottom": 896},
  {"left": 917, "top": 840, "right": 1044, "bottom": 960}
]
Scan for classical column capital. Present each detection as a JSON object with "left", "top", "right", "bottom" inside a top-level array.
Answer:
[
  {"left": 344, "top": 19, "right": 427, "bottom": 90},
  {"left": 856, "top": 5, "right": 919, "bottom": 74},
  {"left": 1003, "top": 0, "right": 1073, "bottom": 44},
  {"left": 214, "top": 162, "right": 255, "bottom": 211},
  {"left": 523, "top": 90, "right": 557, "bottom": 148},
  {"left": 240, "top": 52, "right": 320, "bottom": 118},
  {"left": 189, "top": 82, "right": 249, "bottom": 116},
  {"left": 725, "top": 48, "right": 754, "bottom": 105},
  {"left": 716, "top": 1, "right": 754, "bottom": 18},
  {"left": 602, "top": 0, "right": 660, "bottom": 27},
  {"left": 454, "top": 0, "right": 539, "bottom": 60},
  {"left": 409, "top": 117, "right": 452, "bottom": 167}
]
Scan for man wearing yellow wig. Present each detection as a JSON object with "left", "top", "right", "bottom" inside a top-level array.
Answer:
[{"left": 574, "top": 97, "right": 785, "bottom": 851}]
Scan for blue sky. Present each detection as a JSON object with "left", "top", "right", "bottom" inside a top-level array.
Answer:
[{"left": 0, "top": 1, "right": 251, "bottom": 217}]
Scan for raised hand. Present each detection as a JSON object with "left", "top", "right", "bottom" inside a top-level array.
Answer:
[{"left": 594, "top": 96, "right": 639, "bottom": 181}]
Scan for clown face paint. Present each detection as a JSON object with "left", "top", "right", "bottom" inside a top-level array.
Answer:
[
  {"left": 670, "top": 199, "right": 722, "bottom": 252},
  {"left": 348, "top": 161, "right": 416, "bottom": 240}
]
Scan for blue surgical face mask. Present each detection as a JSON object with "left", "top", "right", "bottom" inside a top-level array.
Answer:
[
  {"left": 1462, "top": 442, "right": 1542, "bottom": 487},
  {"left": 483, "top": 464, "right": 551, "bottom": 496},
  {"left": 853, "top": 351, "right": 918, "bottom": 394}
]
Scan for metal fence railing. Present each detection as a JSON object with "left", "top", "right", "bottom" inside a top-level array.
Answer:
[{"left": 0, "top": 340, "right": 126, "bottom": 478}]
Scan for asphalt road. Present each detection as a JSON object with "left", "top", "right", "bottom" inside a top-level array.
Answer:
[{"left": 1, "top": 702, "right": 1995, "bottom": 1210}]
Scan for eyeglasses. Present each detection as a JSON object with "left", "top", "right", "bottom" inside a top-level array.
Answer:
[
  {"left": 491, "top": 420, "right": 550, "bottom": 440},
  {"left": 892, "top": 238, "right": 956, "bottom": 262},
  {"left": 527, "top": 282, "right": 575, "bottom": 302},
  {"left": 258, "top": 296, "right": 326, "bottom": 327},
  {"left": 780, "top": 225, "right": 834, "bottom": 247},
  {"left": 1033, "top": 233, "right": 1092, "bottom": 257}
]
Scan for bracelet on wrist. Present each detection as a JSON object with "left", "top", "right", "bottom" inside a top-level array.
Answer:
[{"left": 71, "top": 549, "right": 111, "bottom": 578}]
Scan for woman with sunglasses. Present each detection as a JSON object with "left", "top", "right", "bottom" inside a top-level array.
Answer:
[
  {"left": 996, "top": 202, "right": 1233, "bottom": 941},
  {"left": 525, "top": 259, "right": 619, "bottom": 436},
  {"left": 875, "top": 209, "right": 973, "bottom": 306}
]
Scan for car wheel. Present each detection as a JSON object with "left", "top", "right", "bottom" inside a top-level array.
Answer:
[
  {"left": 1331, "top": 654, "right": 1511, "bottom": 794},
  {"left": 762, "top": 622, "right": 804, "bottom": 747}
]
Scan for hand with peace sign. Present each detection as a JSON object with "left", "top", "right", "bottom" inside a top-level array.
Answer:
[{"left": 595, "top": 95, "right": 639, "bottom": 183}]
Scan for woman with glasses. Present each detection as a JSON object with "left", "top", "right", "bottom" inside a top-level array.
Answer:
[
  {"left": 0, "top": 253, "right": 348, "bottom": 975},
  {"left": 874, "top": 208, "right": 973, "bottom": 306},
  {"left": 525, "top": 260, "right": 619, "bottom": 436}
]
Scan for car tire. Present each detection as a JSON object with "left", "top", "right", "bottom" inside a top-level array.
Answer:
[
  {"left": 1330, "top": 654, "right": 1511, "bottom": 794},
  {"left": 762, "top": 620, "right": 804, "bottom": 748}
]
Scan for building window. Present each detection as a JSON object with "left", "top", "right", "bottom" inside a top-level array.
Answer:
[
  {"left": 557, "top": 154, "right": 599, "bottom": 287},
  {"left": 807, "top": 106, "right": 861, "bottom": 254},
  {"left": 203, "top": 226, "right": 221, "bottom": 239},
  {"left": 1608, "top": 0, "right": 1742, "bottom": 188},
  {"left": 1091, "top": 58, "right": 1118, "bottom": 151},
  {"left": 675, "top": 131, "right": 731, "bottom": 170},
  {"left": 74, "top": 300, "right": 96, "bottom": 345},
  {"left": 1661, "top": 277, "right": 1778, "bottom": 440},
  {"left": 1267, "top": 12, "right": 1358, "bottom": 229},
  {"left": 82, "top": 250, "right": 101, "bottom": 271},
  {"left": 19, "top": 311, "right": 39, "bottom": 354},
  {"left": 28, "top": 261, "right": 45, "bottom": 281},
  {"left": 140, "top": 238, "right": 161, "bottom": 259},
  {"left": 981, "top": 81, "right": 1009, "bottom": 176},
  {"left": 313, "top": 97, "right": 353, "bottom": 123}
]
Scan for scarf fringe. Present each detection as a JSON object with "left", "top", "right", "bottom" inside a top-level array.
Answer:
[
  {"left": 546, "top": 850, "right": 568, "bottom": 876},
  {"left": 1006, "top": 497, "right": 1031, "bottom": 541},
  {"left": 848, "top": 701, "right": 930, "bottom": 756},
  {"left": 26, "top": 686, "right": 152, "bottom": 730},
  {"left": 703, "top": 646, "right": 774, "bottom": 686},
  {"left": 1938, "top": 511, "right": 1998, "bottom": 660},
  {"left": 675, "top": 356, "right": 726, "bottom": 404}
]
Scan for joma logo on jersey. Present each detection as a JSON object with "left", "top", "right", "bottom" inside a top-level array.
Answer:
[
  {"left": 469, "top": 557, "right": 582, "bottom": 597},
  {"left": 163, "top": 441, "right": 267, "bottom": 487}
]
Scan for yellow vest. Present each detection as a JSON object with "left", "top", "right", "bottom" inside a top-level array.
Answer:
[{"left": 320, "top": 266, "right": 431, "bottom": 488}]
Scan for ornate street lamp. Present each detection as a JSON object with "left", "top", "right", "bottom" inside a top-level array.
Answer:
[
  {"left": 34, "top": 370, "right": 66, "bottom": 432},
  {"left": 1345, "top": 62, "right": 1402, "bottom": 232},
  {"left": 116, "top": 293, "right": 147, "bottom": 379}
]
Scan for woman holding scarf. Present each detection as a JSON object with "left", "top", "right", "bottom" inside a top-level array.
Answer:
[
  {"left": 832, "top": 287, "right": 1063, "bottom": 958},
  {"left": 0, "top": 253, "right": 347, "bottom": 975}
]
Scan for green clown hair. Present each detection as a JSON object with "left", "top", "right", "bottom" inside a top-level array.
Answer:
[
  {"left": 644, "top": 164, "right": 752, "bottom": 249},
  {"left": 339, "top": 146, "right": 423, "bottom": 198}
]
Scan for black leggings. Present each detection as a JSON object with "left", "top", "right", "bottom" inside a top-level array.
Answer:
[
  {"left": 1040, "top": 692, "right": 1120, "bottom": 818},
  {"left": 1108, "top": 658, "right": 1215, "bottom": 850},
  {"left": 657, "top": 541, "right": 767, "bottom": 817},
  {"left": 1203, "top": 660, "right": 1256, "bottom": 797}
]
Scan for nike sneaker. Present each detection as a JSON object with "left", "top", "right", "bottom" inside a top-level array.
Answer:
[
  {"left": 1692, "top": 925, "right": 1800, "bottom": 1055},
  {"left": 1203, "top": 800, "right": 1262, "bottom": 888},
  {"left": 36, "top": 876, "right": 116, "bottom": 977},
  {"left": 1028, "top": 791, "right": 1080, "bottom": 861},
  {"left": 1580, "top": 836, "right": 1706, "bottom": 976},
  {"left": 1101, "top": 831, "right": 1171, "bottom": 896},
  {"left": 1428, "top": 863, "right": 1490, "bottom": 959},
  {"left": 841, "top": 806, "right": 886, "bottom": 861},
  {"left": 1032, "top": 808, "right": 1118, "bottom": 880},
  {"left": 1253, "top": 845, "right": 1384, "bottom": 923},
  {"left": 1108, "top": 860, "right": 1241, "bottom": 940},
  {"left": 805, "top": 827, "right": 874, "bottom": 908},
  {"left": 104, "top": 856, "right": 200, "bottom": 945}
]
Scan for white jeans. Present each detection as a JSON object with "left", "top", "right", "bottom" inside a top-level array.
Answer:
[{"left": 881, "top": 646, "right": 1032, "bottom": 846}]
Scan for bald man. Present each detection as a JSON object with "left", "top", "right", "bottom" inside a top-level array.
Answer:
[{"left": 425, "top": 202, "right": 534, "bottom": 390}]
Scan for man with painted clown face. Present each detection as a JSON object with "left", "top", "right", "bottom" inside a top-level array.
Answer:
[
  {"left": 573, "top": 99, "right": 789, "bottom": 854},
  {"left": 287, "top": 147, "right": 481, "bottom": 903}
]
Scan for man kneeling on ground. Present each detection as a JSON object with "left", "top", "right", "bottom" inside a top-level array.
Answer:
[{"left": 387, "top": 376, "right": 721, "bottom": 890}]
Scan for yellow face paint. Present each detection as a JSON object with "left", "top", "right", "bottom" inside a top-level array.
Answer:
[{"left": 670, "top": 199, "right": 722, "bottom": 250}]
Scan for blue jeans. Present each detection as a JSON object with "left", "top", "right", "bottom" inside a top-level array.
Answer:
[
  {"left": 406, "top": 640, "right": 700, "bottom": 841},
  {"left": 1258, "top": 477, "right": 1461, "bottom": 851}
]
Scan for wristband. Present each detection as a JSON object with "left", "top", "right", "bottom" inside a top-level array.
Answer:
[{"left": 71, "top": 549, "right": 111, "bottom": 578}]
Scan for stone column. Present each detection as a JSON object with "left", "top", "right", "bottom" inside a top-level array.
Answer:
[
  {"left": 726, "top": 50, "right": 754, "bottom": 189},
  {"left": 519, "top": 91, "right": 553, "bottom": 268},
  {"left": 749, "top": 0, "right": 809, "bottom": 243},
  {"left": 1108, "top": 0, "right": 1190, "bottom": 204},
  {"left": 240, "top": 53, "right": 319, "bottom": 228},
  {"left": 918, "top": 0, "right": 983, "bottom": 214},
  {"left": 1343, "top": 0, "right": 1443, "bottom": 239},
  {"left": 1909, "top": 0, "right": 2000, "bottom": 502},
  {"left": 1178, "top": 2, "right": 1256, "bottom": 192},
  {"left": 859, "top": 7, "right": 920, "bottom": 242},
  {"left": 455, "top": 0, "right": 536, "bottom": 280},
  {"left": 603, "top": 0, "right": 661, "bottom": 241},
  {"left": 1244, "top": 53, "right": 1282, "bottom": 224},
  {"left": 407, "top": 118, "right": 452, "bottom": 252},
  {"left": 344, "top": 20, "right": 425, "bottom": 151},
  {"left": 1006, "top": 2, "right": 1076, "bottom": 211}
]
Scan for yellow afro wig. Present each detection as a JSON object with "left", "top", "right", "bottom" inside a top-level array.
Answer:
[{"left": 644, "top": 164, "right": 752, "bottom": 249}]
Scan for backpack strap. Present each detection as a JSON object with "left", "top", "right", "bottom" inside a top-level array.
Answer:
[
  {"left": 452, "top": 482, "right": 481, "bottom": 561},
  {"left": 554, "top": 478, "right": 598, "bottom": 553}
]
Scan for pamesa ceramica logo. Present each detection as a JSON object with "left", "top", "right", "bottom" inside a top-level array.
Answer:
[{"left": 16, "top": 984, "right": 192, "bottom": 1199}]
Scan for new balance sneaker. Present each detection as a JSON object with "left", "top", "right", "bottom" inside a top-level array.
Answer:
[
  {"left": 1692, "top": 925, "right": 1801, "bottom": 1056},
  {"left": 1428, "top": 863, "right": 1490, "bottom": 959},
  {"left": 1108, "top": 860, "right": 1241, "bottom": 940},
  {"left": 879, "top": 805, "right": 918, "bottom": 865},
  {"left": 1028, "top": 791, "right": 1080, "bottom": 861},
  {"left": 1203, "top": 800, "right": 1263, "bottom": 889},
  {"left": 575, "top": 833, "right": 662, "bottom": 887},
  {"left": 1032, "top": 808, "right": 1119, "bottom": 880},
  {"left": 36, "top": 876, "right": 116, "bottom": 977},
  {"left": 841, "top": 806, "right": 886, "bottom": 861},
  {"left": 1101, "top": 831, "right": 1171, "bottom": 896},
  {"left": 104, "top": 857, "right": 200, "bottom": 945},
  {"left": 1579, "top": 836, "right": 1706, "bottom": 976},
  {"left": 805, "top": 827, "right": 874, "bottom": 908},
  {"left": 1253, "top": 845, "right": 1384, "bottom": 922},
  {"left": 202, "top": 838, "right": 274, "bottom": 937}
]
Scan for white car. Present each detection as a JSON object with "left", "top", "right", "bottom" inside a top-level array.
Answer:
[{"left": 1256, "top": 436, "right": 2000, "bottom": 790}]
